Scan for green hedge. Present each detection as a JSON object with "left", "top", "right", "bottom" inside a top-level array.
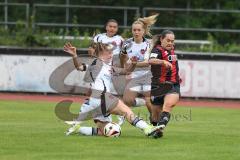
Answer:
[{"left": 0, "top": 21, "right": 240, "bottom": 54}]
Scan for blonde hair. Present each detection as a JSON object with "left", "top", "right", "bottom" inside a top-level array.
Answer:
[
  {"left": 132, "top": 14, "right": 159, "bottom": 37},
  {"left": 90, "top": 42, "right": 111, "bottom": 57}
]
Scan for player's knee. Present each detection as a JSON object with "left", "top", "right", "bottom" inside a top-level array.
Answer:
[
  {"left": 163, "top": 102, "right": 175, "bottom": 109},
  {"left": 123, "top": 96, "right": 134, "bottom": 106}
]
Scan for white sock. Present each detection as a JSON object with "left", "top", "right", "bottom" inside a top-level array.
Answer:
[
  {"left": 78, "top": 127, "right": 96, "bottom": 136},
  {"left": 135, "top": 120, "right": 149, "bottom": 130},
  {"left": 134, "top": 98, "right": 146, "bottom": 107}
]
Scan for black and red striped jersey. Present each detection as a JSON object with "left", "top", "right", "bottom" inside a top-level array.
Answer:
[{"left": 149, "top": 45, "right": 180, "bottom": 84}]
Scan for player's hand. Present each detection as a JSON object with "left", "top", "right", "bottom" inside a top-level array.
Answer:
[
  {"left": 128, "top": 56, "right": 138, "bottom": 65},
  {"left": 64, "top": 42, "right": 77, "bottom": 57},
  {"left": 121, "top": 42, "right": 131, "bottom": 54},
  {"left": 163, "top": 60, "right": 172, "bottom": 69}
]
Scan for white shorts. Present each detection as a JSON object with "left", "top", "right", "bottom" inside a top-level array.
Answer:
[
  {"left": 79, "top": 98, "right": 113, "bottom": 123},
  {"left": 93, "top": 115, "right": 112, "bottom": 123}
]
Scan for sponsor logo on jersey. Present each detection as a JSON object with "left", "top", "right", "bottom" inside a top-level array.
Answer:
[
  {"left": 141, "top": 49, "right": 146, "bottom": 55},
  {"left": 168, "top": 55, "right": 178, "bottom": 62},
  {"left": 150, "top": 53, "right": 158, "bottom": 58}
]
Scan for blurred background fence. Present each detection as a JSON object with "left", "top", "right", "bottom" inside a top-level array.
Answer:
[{"left": 1, "top": 0, "right": 240, "bottom": 53}]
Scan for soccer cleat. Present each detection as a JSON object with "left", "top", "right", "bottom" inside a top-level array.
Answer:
[
  {"left": 117, "top": 116, "right": 125, "bottom": 126},
  {"left": 158, "top": 124, "right": 166, "bottom": 129},
  {"left": 143, "top": 124, "right": 162, "bottom": 136},
  {"left": 65, "top": 123, "right": 81, "bottom": 136},
  {"left": 64, "top": 121, "right": 81, "bottom": 125},
  {"left": 152, "top": 124, "right": 166, "bottom": 139},
  {"left": 152, "top": 130, "right": 163, "bottom": 138}
]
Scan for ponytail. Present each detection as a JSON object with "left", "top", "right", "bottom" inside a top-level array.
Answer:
[{"left": 132, "top": 14, "right": 159, "bottom": 37}]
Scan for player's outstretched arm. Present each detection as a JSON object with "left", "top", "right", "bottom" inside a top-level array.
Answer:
[
  {"left": 112, "top": 57, "right": 136, "bottom": 75},
  {"left": 135, "top": 60, "right": 149, "bottom": 67},
  {"left": 148, "top": 59, "right": 172, "bottom": 69},
  {"left": 119, "top": 53, "right": 128, "bottom": 68},
  {"left": 117, "top": 57, "right": 137, "bottom": 74},
  {"left": 63, "top": 42, "right": 86, "bottom": 71}
]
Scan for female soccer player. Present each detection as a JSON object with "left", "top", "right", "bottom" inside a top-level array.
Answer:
[
  {"left": 88, "top": 19, "right": 124, "bottom": 66},
  {"left": 148, "top": 30, "right": 181, "bottom": 138},
  {"left": 88, "top": 19, "right": 126, "bottom": 125},
  {"left": 120, "top": 14, "right": 158, "bottom": 114},
  {"left": 63, "top": 42, "right": 161, "bottom": 137}
]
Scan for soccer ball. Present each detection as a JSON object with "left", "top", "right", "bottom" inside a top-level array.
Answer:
[{"left": 104, "top": 122, "right": 121, "bottom": 137}]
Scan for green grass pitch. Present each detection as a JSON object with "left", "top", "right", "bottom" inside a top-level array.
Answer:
[{"left": 0, "top": 100, "right": 240, "bottom": 160}]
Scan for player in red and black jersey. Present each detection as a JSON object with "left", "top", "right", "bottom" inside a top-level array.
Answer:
[{"left": 148, "top": 30, "right": 181, "bottom": 138}]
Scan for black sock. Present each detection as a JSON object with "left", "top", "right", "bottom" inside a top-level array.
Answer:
[
  {"left": 149, "top": 113, "right": 160, "bottom": 126},
  {"left": 151, "top": 121, "right": 158, "bottom": 126},
  {"left": 131, "top": 117, "right": 142, "bottom": 126},
  {"left": 158, "top": 111, "right": 171, "bottom": 126},
  {"left": 92, "top": 128, "right": 98, "bottom": 136}
]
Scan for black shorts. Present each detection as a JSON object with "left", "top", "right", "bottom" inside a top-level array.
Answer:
[{"left": 150, "top": 83, "right": 180, "bottom": 106}]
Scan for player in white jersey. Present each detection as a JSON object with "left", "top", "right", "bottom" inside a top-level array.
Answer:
[
  {"left": 93, "top": 32, "right": 123, "bottom": 56},
  {"left": 63, "top": 42, "right": 162, "bottom": 138},
  {"left": 89, "top": 19, "right": 124, "bottom": 64},
  {"left": 88, "top": 19, "right": 125, "bottom": 125},
  {"left": 120, "top": 14, "right": 159, "bottom": 115}
]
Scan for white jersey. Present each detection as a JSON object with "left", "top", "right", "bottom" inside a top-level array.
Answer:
[
  {"left": 93, "top": 33, "right": 124, "bottom": 55},
  {"left": 124, "top": 37, "right": 151, "bottom": 78},
  {"left": 90, "top": 62, "right": 118, "bottom": 95}
]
